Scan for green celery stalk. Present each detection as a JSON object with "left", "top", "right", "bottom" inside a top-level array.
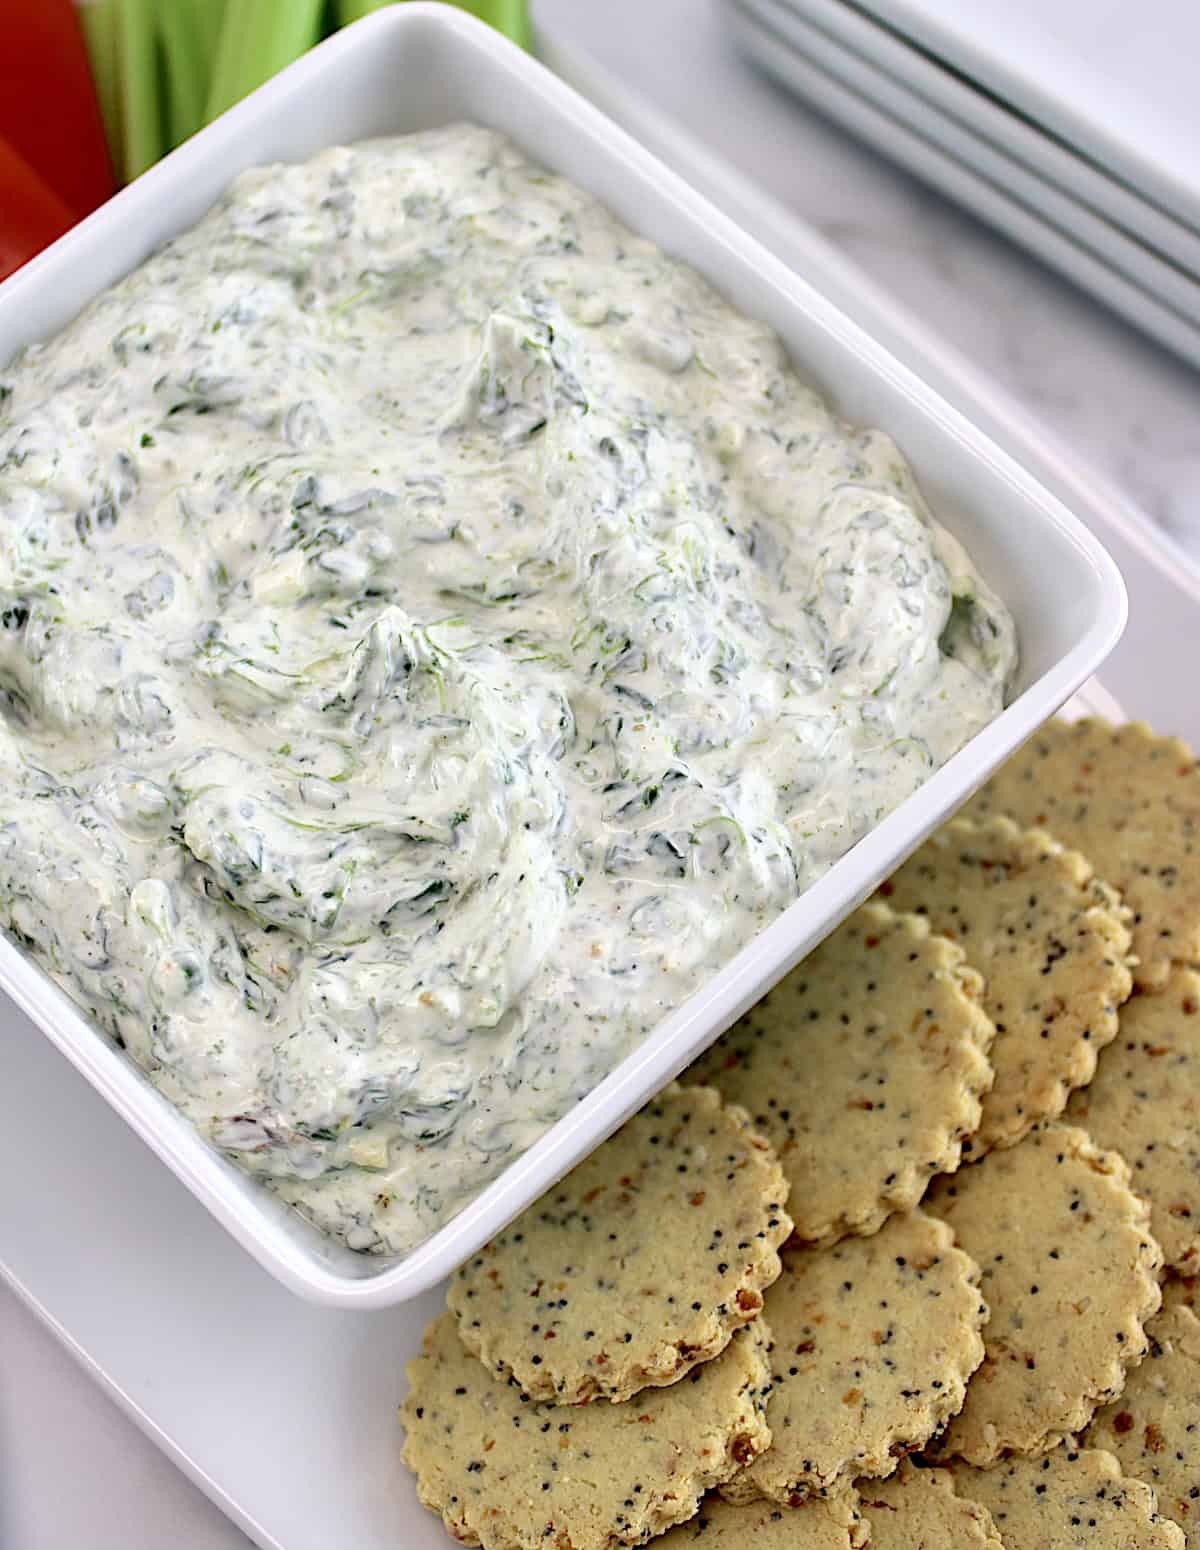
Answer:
[
  {"left": 116, "top": 0, "right": 164, "bottom": 179},
  {"left": 335, "top": 0, "right": 529, "bottom": 48},
  {"left": 158, "top": 0, "right": 228, "bottom": 148},
  {"left": 205, "top": 0, "right": 326, "bottom": 121},
  {"left": 336, "top": 0, "right": 383, "bottom": 22},
  {"left": 463, "top": 0, "right": 530, "bottom": 47},
  {"left": 157, "top": 3, "right": 208, "bottom": 148},
  {"left": 77, "top": 0, "right": 124, "bottom": 172}
]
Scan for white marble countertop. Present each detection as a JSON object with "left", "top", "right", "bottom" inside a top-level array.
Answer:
[{"left": 5, "top": 4, "right": 1199, "bottom": 1547}]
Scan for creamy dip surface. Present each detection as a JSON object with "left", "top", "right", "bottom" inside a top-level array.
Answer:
[{"left": 0, "top": 125, "right": 1016, "bottom": 1254}]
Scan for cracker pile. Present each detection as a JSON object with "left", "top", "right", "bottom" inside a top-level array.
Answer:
[{"left": 400, "top": 718, "right": 1200, "bottom": 1549}]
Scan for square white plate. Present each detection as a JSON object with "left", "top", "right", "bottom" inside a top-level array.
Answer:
[
  {"left": 772, "top": 0, "right": 1200, "bottom": 280},
  {"left": 863, "top": 0, "right": 1200, "bottom": 238},
  {"left": 727, "top": 0, "right": 1200, "bottom": 371},
  {"left": 0, "top": 2, "right": 1125, "bottom": 1306}
]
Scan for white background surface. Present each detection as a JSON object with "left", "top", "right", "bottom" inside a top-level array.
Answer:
[{"left": 6, "top": 2, "right": 1200, "bottom": 1546}]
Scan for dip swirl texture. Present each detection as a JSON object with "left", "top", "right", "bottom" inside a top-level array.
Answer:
[{"left": 0, "top": 125, "right": 1015, "bottom": 1253}]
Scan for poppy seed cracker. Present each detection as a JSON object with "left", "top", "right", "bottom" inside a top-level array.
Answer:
[
  {"left": 957, "top": 1445, "right": 1186, "bottom": 1548},
  {"left": 1163, "top": 1274, "right": 1200, "bottom": 1314},
  {"left": 963, "top": 718, "right": 1200, "bottom": 991},
  {"left": 926, "top": 1122, "right": 1163, "bottom": 1465},
  {"left": 879, "top": 815, "right": 1132, "bottom": 1152},
  {"left": 688, "top": 902, "right": 995, "bottom": 1247},
  {"left": 652, "top": 1488, "right": 868, "bottom": 1549},
  {"left": 1068, "top": 968, "right": 1200, "bottom": 1274},
  {"left": 859, "top": 1460, "right": 1003, "bottom": 1550},
  {"left": 400, "top": 1313, "right": 773, "bottom": 1550},
  {"left": 447, "top": 1084, "right": 791, "bottom": 1404},
  {"left": 722, "top": 1207, "right": 985, "bottom": 1503},
  {"left": 1085, "top": 1301, "right": 1200, "bottom": 1543}
]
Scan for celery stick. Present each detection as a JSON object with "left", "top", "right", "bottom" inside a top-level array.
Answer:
[
  {"left": 336, "top": 0, "right": 382, "bottom": 22},
  {"left": 77, "top": 0, "right": 124, "bottom": 172},
  {"left": 465, "top": 0, "right": 531, "bottom": 47},
  {"left": 116, "top": 0, "right": 164, "bottom": 180},
  {"left": 159, "top": 0, "right": 229, "bottom": 146},
  {"left": 205, "top": 0, "right": 326, "bottom": 121},
  {"left": 190, "top": 0, "right": 229, "bottom": 71},
  {"left": 157, "top": 2, "right": 208, "bottom": 147},
  {"left": 334, "top": 0, "right": 530, "bottom": 47}
]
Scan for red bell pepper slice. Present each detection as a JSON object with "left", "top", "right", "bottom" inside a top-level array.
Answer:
[
  {"left": 0, "top": 135, "right": 76, "bottom": 283},
  {"left": 0, "top": 0, "right": 115, "bottom": 216}
]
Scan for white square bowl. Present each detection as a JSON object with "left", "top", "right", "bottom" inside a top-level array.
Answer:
[{"left": 0, "top": 2, "right": 1125, "bottom": 1307}]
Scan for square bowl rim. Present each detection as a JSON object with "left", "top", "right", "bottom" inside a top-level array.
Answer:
[{"left": 0, "top": 1, "right": 1127, "bottom": 1306}]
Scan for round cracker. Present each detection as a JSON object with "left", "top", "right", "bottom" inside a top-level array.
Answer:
[
  {"left": 1067, "top": 968, "right": 1200, "bottom": 1274},
  {"left": 688, "top": 902, "right": 995, "bottom": 1247},
  {"left": 1085, "top": 1302, "right": 1200, "bottom": 1541},
  {"left": 879, "top": 815, "right": 1132, "bottom": 1152},
  {"left": 955, "top": 1446, "right": 1186, "bottom": 1549},
  {"left": 400, "top": 1313, "right": 773, "bottom": 1550},
  {"left": 859, "top": 1460, "right": 1002, "bottom": 1550},
  {"left": 653, "top": 1489, "right": 868, "bottom": 1550},
  {"left": 1163, "top": 1274, "right": 1200, "bottom": 1314},
  {"left": 963, "top": 717, "right": 1200, "bottom": 992},
  {"left": 447, "top": 1084, "right": 791, "bottom": 1404},
  {"left": 926, "top": 1121, "right": 1163, "bottom": 1465},
  {"left": 722, "top": 1208, "right": 985, "bottom": 1503}
]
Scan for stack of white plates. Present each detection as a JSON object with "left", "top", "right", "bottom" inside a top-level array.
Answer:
[{"left": 725, "top": 0, "right": 1200, "bottom": 368}]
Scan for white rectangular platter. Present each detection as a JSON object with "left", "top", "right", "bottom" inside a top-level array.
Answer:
[{"left": 5, "top": 16, "right": 1200, "bottom": 1549}]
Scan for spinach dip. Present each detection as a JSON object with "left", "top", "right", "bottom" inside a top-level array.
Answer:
[{"left": 0, "top": 125, "right": 1016, "bottom": 1254}]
